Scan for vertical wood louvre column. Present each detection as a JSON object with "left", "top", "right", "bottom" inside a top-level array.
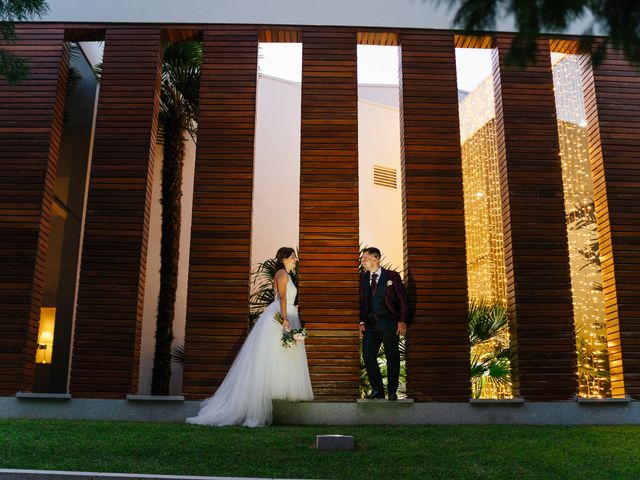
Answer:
[
  {"left": 182, "top": 27, "right": 258, "bottom": 399},
  {"left": 581, "top": 49, "right": 640, "bottom": 399},
  {"left": 492, "top": 36, "right": 577, "bottom": 400},
  {"left": 0, "top": 25, "right": 68, "bottom": 395},
  {"left": 299, "top": 29, "right": 360, "bottom": 401},
  {"left": 70, "top": 27, "right": 162, "bottom": 398},
  {"left": 399, "top": 31, "right": 470, "bottom": 401}
]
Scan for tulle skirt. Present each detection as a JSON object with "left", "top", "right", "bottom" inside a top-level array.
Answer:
[{"left": 186, "top": 301, "right": 313, "bottom": 427}]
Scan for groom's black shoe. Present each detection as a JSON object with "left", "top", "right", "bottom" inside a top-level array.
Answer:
[
  {"left": 388, "top": 393, "right": 398, "bottom": 401},
  {"left": 365, "top": 390, "right": 385, "bottom": 399}
]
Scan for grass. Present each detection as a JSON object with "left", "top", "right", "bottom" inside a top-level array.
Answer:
[{"left": 1, "top": 420, "right": 640, "bottom": 479}]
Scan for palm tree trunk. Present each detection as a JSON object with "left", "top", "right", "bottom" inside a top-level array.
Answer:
[{"left": 151, "top": 116, "right": 185, "bottom": 395}]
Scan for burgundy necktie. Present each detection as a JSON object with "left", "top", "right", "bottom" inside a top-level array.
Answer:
[{"left": 370, "top": 273, "right": 379, "bottom": 297}]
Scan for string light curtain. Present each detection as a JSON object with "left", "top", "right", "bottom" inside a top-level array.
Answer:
[
  {"left": 459, "top": 77, "right": 508, "bottom": 307},
  {"left": 459, "top": 52, "right": 609, "bottom": 399},
  {"left": 552, "top": 53, "right": 610, "bottom": 398},
  {"left": 459, "top": 74, "right": 511, "bottom": 399}
]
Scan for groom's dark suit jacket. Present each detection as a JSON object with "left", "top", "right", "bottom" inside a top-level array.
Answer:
[{"left": 359, "top": 268, "right": 410, "bottom": 326}]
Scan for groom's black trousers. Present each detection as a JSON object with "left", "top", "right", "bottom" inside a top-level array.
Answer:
[{"left": 362, "top": 323, "right": 400, "bottom": 395}]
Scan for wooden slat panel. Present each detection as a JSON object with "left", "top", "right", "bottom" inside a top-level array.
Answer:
[
  {"left": 299, "top": 28, "right": 360, "bottom": 402},
  {"left": 358, "top": 31, "right": 399, "bottom": 46},
  {"left": 0, "top": 25, "right": 68, "bottom": 395},
  {"left": 64, "top": 27, "right": 105, "bottom": 42},
  {"left": 70, "top": 27, "right": 162, "bottom": 398},
  {"left": 492, "top": 35, "right": 577, "bottom": 400},
  {"left": 549, "top": 38, "right": 580, "bottom": 55},
  {"left": 399, "top": 31, "right": 470, "bottom": 402},
  {"left": 580, "top": 48, "right": 640, "bottom": 399},
  {"left": 182, "top": 26, "right": 259, "bottom": 399},
  {"left": 454, "top": 35, "right": 494, "bottom": 49},
  {"left": 163, "top": 28, "right": 201, "bottom": 43},
  {"left": 259, "top": 28, "right": 301, "bottom": 43}
]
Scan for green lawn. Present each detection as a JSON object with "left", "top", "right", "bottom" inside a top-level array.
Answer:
[{"left": 1, "top": 420, "right": 639, "bottom": 479}]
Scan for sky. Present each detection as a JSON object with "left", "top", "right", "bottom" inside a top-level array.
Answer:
[{"left": 259, "top": 43, "right": 494, "bottom": 93}]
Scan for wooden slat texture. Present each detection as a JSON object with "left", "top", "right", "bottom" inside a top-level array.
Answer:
[
  {"left": 299, "top": 28, "right": 360, "bottom": 402},
  {"left": 259, "top": 28, "right": 302, "bottom": 43},
  {"left": 358, "top": 31, "right": 399, "bottom": 46},
  {"left": 399, "top": 31, "right": 470, "bottom": 402},
  {"left": 549, "top": 38, "right": 581, "bottom": 55},
  {"left": 64, "top": 27, "right": 105, "bottom": 43},
  {"left": 182, "top": 27, "right": 259, "bottom": 400},
  {"left": 0, "top": 26, "right": 68, "bottom": 395},
  {"left": 163, "top": 28, "right": 201, "bottom": 43},
  {"left": 580, "top": 49, "right": 640, "bottom": 399},
  {"left": 69, "top": 27, "right": 163, "bottom": 398},
  {"left": 492, "top": 35, "right": 577, "bottom": 400},
  {"left": 454, "top": 35, "right": 494, "bottom": 49}
]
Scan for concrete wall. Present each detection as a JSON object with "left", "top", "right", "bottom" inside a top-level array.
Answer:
[
  {"left": 358, "top": 92, "right": 404, "bottom": 273},
  {"left": 250, "top": 74, "right": 302, "bottom": 267}
]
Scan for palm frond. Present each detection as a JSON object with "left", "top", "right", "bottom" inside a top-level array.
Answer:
[
  {"left": 160, "top": 42, "right": 202, "bottom": 138},
  {"left": 170, "top": 343, "right": 185, "bottom": 365},
  {"left": 468, "top": 301, "right": 509, "bottom": 346}
]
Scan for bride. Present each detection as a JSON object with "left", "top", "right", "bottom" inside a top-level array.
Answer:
[{"left": 186, "top": 247, "right": 313, "bottom": 427}]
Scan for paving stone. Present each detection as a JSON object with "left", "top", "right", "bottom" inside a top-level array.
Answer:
[{"left": 316, "top": 434, "right": 354, "bottom": 451}]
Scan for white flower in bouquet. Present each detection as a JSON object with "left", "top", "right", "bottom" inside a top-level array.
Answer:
[{"left": 281, "top": 328, "right": 308, "bottom": 348}]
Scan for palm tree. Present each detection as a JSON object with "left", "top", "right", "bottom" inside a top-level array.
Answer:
[
  {"left": 435, "top": 0, "right": 640, "bottom": 69},
  {"left": 468, "top": 300, "right": 511, "bottom": 398},
  {"left": 151, "top": 41, "right": 202, "bottom": 395},
  {"left": 0, "top": 0, "right": 49, "bottom": 84}
]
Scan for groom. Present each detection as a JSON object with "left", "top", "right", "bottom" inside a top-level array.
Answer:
[{"left": 359, "top": 247, "right": 409, "bottom": 400}]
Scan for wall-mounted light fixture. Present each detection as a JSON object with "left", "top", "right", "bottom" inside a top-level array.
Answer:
[{"left": 35, "top": 307, "right": 56, "bottom": 364}]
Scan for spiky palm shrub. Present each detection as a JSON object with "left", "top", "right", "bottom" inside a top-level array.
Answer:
[
  {"left": 468, "top": 301, "right": 512, "bottom": 399},
  {"left": 171, "top": 252, "right": 300, "bottom": 366},
  {"left": 249, "top": 252, "right": 299, "bottom": 326},
  {"left": 151, "top": 42, "right": 201, "bottom": 395}
]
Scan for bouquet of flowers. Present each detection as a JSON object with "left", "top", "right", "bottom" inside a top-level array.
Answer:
[{"left": 274, "top": 312, "right": 309, "bottom": 348}]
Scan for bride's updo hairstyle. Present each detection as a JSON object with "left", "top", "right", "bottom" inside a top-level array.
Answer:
[{"left": 275, "top": 247, "right": 295, "bottom": 271}]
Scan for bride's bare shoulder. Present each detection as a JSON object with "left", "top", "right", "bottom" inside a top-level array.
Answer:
[{"left": 274, "top": 269, "right": 289, "bottom": 281}]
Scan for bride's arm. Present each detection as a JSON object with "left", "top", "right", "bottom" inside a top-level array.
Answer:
[{"left": 274, "top": 270, "right": 291, "bottom": 330}]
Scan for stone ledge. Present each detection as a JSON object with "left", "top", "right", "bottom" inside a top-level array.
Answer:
[
  {"left": 16, "top": 392, "right": 71, "bottom": 400},
  {"left": 470, "top": 397, "right": 525, "bottom": 405},
  {"left": 126, "top": 395, "right": 185, "bottom": 402},
  {"left": 3, "top": 397, "right": 640, "bottom": 425},
  {"left": 356, "top": 398, "right": 414, "bottom": 404},
  {"left": 576, "top": 395, "right": 632, "bottom": 404}
]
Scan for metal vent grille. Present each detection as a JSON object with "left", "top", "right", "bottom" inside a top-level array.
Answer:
[{"left": 373, "top": 165, "right": 397, "bottom": 189}]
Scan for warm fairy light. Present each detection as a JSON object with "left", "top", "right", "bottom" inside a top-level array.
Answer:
[
  {"left": 460, "top": 76, "right": 508, "bottom": 308},
  {"left": 459, "top": 77, "right": 495, "bottom": 143},
  {"left": 552, "top": 53, "right": 610, "bottom": 398},
  {"left": 459, "top": 75, "right": 511, "bottom": 400},
  {"left": 458, "top": 54, "right": 610, "bottom": 399}
]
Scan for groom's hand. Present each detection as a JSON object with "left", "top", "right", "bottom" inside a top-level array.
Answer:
[
  {"left": 359, "top": 322, "right": 365, "bottom": 338},
  {"left": 397, "top": 321, "right": 407, "bottom": 336}
]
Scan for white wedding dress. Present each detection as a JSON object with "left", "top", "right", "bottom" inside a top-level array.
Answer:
[{"left": 186, "top": 274, "right": 313, "bottom": 427}]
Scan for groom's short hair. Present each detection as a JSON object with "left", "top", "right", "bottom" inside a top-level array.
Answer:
[{"left": 363, "top": 247, "right": 381, "bottom": 259}]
